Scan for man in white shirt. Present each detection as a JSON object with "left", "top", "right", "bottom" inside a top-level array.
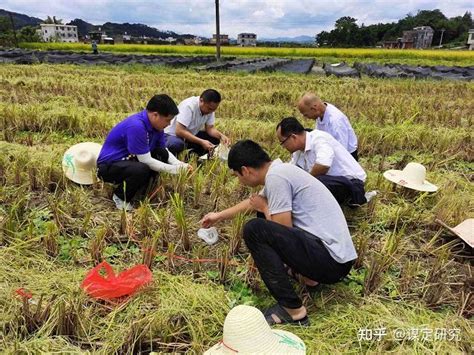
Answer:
[
  {"left": 277, "top": 117, "right": 368, "bottom": 206},
  {"left": 201, "top": 140, "right": 356, "bottom": 326},
  {"left": 297, "top": 92, "right": 359, "bottom": 161},
  {"left": 165, "top": 89, "right": 230, "bottom": 157}
]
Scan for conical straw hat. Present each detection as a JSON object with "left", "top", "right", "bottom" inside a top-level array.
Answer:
[{"left": 205, "top": 305, "right": 306, "bottom": 354}]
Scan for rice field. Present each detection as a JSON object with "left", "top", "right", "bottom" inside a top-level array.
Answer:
[
  {"left": 20, "top": 42, "right": 474, "bottom": 66},
  {"left": 0, "top": 63, "right": 473, "bottom": 353}
]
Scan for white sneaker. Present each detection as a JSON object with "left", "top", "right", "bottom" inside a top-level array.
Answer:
[
  {"left": 365, "top": 190, "right": 378, "bottom": 203},
  {"left": 112, "top": 194, "right": 133, "bottom": 211}
]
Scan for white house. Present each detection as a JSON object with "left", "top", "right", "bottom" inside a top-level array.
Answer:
[
  {"left": 237, "top": 33, "right": 257, "bottom": 46},
  {"left": 40, "top": 24, "right": 78, "bottom": 43},
  {"left": 468, "top": 29, "right": 474, "bottom": 50}
]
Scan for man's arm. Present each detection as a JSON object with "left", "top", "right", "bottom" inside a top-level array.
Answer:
[
  {"left": 249, "top": 194, "right": 292, "bottom": 227},
  {"left": 205, "top": 124, "right": 230, "bottom": 145},
  {"left": 270, "top": 211, "right": 293, "bottom": 228},
  {"left": 175, "top": 123, "right": 215, "bottom": 152},
  {"left": 309, "top": 163, "right": 330, "bottom": 177},
  {"left": 200, "top": 198, "right": 252, "bottom": 228}
]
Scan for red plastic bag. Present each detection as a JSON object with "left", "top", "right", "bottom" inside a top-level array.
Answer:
[{"left": 81, "top": 261, "right": 153, "bottom": 300}]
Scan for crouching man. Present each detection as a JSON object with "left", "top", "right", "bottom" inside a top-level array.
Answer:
[
  {"left": 277, "top": 117, "right": 374, "bottom": 206},
  {"left": 165, "top": 89, "right": 230, "bottom": 158},
  {"left": 97, "top": 94, "right": 190, "bottom": 210},
  {"left": 200, "top": 140, "right": 357, "bottom": 326}
]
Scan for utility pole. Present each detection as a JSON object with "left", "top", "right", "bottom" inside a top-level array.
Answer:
[
  {"left": 439, "top": 28, "right": 445, "bottom": 48},
  {"left": 215, "top": 0, "right": 221, "bottom": 61},
  {"left": 8, "top": 12, "right": 18, "bottom": 48}
]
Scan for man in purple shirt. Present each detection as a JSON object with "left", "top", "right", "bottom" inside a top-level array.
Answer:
[{"left": 97, "top": 94, "right": 190, "bottom": 210}]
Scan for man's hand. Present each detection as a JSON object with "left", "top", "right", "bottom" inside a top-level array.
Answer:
[
  {"left": 201, "top": 139, "right": 216, "bottom": 152},
  {"left": 200, "top": 212, "right": 222, "bottom": 228},
  {"left": 249, "top": 194, "right": 269, "bottom": 214},
  {"left": 177, "top": 163, "right": 193, "bottom": 173},
  {"left": 220, "top": 134, "right": 231, "bottom": 146}
]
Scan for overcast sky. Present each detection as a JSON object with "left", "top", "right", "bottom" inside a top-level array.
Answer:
[{"left": 1, "top": 0, "right": 472, "bottom": 38}]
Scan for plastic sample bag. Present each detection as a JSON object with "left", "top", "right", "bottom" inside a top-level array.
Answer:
[{"left": 81, "top": 261, "right": 152, "bottom": 300}]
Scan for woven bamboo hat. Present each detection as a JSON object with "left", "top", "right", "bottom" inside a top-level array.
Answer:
[
  {"left": 383, "top": 162, "right": 437, "bottom": 192},
  {"left": 205, "top": 305, "right": 306, "bottom": 354},
  {"left": 62, "top": 142, "right": 102, "bottom": 185}
]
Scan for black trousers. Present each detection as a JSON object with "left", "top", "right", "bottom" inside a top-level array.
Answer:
[
  {"left": 243, "top": 218, "right": 353, "bottom": 309},
  {"left": 97, "top": 147, "right": 168, "bottom": 202},
  {"left": 316, "top": 175, "right": 366, "bottom": 206},
  {"left": 351, "top": 149, "right": 359, "bottom": 161},
  {"left": 166, "top": 131, "right": 220, "bottom": 157}
]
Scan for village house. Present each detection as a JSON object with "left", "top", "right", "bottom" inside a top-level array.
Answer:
[
  {"left": 237, "top": 33, "right": 257, "bottom": 46},
  {"left": 40, "top": 24, "right": 78, "bottom": 43},
  {"left": 210, "top": 34, "right": 229, "bottom": 45}
]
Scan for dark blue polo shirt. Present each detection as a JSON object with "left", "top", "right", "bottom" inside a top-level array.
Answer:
[{"left": 97, "top": 110, "right": 165, "bottom": 164}]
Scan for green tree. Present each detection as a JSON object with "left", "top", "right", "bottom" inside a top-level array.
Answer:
[
  {"left": 0, "top": 16, "right": 15, "bottom": 46},
  {"left": 19, "top": 26, "right": 41, "bottom": 42},
  {"left": 43, "top": 16, "right": 63, "bottom": 24}
]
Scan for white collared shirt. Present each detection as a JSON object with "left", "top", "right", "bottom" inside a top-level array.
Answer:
[
  {"left": 315, "top": 103, "right": 358, "bottom": 153},
  {"left": 290, "top": 130, "right": 366, "bottom": 181},
  {"left": 165, "top": 96, "right": 215, "bottom": 136}
]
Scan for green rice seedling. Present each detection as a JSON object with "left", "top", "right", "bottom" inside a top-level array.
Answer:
[
  {"left": 28, "top": 166, "right": 38, "bottom": 191},
  {"left": 142, "top": 231, "right": 160, "bottom": 269},
  {"left": 166, "top": 242, "right": 176, "bottom": 272},
  {"left": 398, "top": 259, "right": 421, "bottom": 297},
  {"left": 120, "top": 208, "right": 129, "bottom": 237},
  {"left": 191, "top": 244, "right": 208, "bottom": 277},
  {"left": 170, "top": 192, "right": 190, "bottom": 251},
  {"left": 53, "top": 299, "right": 81, "bottom": 338},
  {"left": 352, "top": 231, "right": 373, "bottom": 270},
  {"left": 42, "top": 221, "right": 59, "bottom": 258},
  {"left": 15, "top": 294, "right": 57, "bottom": 338},
  {"left": 192, "top": 169, "right": 205, "bottom": 208},
  {"left": 364, "top": 218, "right": 404, "bottom": 295},
  {"left": 80, "top": 210, "right": 92, "bottom": 237},
  {"left": 422, "top": 247, "right": 452, "bottom": 308},
  {"left": 230, "top": 213, "right": 246, "bottom": 255},
  {"left": 89, "top": 225, "right": 107, "bottom": 265},
  {"left": 151, "top": 208, "right": 170, "bottom": 248},
  {"left": 135, "top": 200, "right": 153, "bottom": 239},
  {"left": 244, "top": 256, "right": 260, "bottom": 292},
  {"left": 218, "top": 246, "right": 230, "bottom": 284}
]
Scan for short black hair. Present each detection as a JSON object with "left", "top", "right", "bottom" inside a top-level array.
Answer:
[
  {"left": 146, "top": 94, "right": 179, "bottom": 116},
  {"left": 228, "top": 140, "right": 271, "bottom": 174},
  {"left": 200, "top": 89, "right": 221, "bottom": 103},
  {"left": 276, "top": 117, "right": 305, "bottom": 137}
]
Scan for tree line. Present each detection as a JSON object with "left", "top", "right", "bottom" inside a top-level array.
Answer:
[{"left": 316, "top": 10, "right": 473, "bottom": 47}]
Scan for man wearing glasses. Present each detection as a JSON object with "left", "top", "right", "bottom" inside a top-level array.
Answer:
[{"left": 276, "top": 117, "right": 375, "bottom": 206}]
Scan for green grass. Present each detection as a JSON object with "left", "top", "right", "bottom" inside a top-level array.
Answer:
[{"left": 0, "top": 64, "right": 473, "bottom": 353}]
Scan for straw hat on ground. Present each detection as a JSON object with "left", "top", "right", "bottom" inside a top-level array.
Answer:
[
  {"left": 62, "top": 142, "right": 102, "bottom": 185},
  {"left": 383, "top": 162, "right": 437, "bottom": 192},
  {"left": 436, "top": 218, "right": 474, "bottom": 248},
  {"left": 205, "top": 305, "right": 306, "bottom": 355}
]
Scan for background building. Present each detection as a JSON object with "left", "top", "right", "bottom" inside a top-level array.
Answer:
[
  {"left": 40, "top": 24, "right": 78, "bottom": 42},
  {"left": 402, "top": 26, "right": 434, "bottom": 49},
  {"left": 237, "top": 33, "right": 257, "bottom": 46},
  {"left": 468, "top": 29, "right": 474, "bottom": 50},
  {"left": 210, "top": 34, "right": 229, "bottom": 45}
]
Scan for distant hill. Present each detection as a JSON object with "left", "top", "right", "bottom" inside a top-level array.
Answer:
[
  {"left": 0, "top": 9, "right": 42, "bottom": 29},
  {"left": 1, "top": 8, "right": 196, "bottom": 40},
  {"left": 260, "top": 35, "right": 314, "bottom": 43},
  {"left": 67, "top": 19, "right": 94, "bottom": 37}
]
